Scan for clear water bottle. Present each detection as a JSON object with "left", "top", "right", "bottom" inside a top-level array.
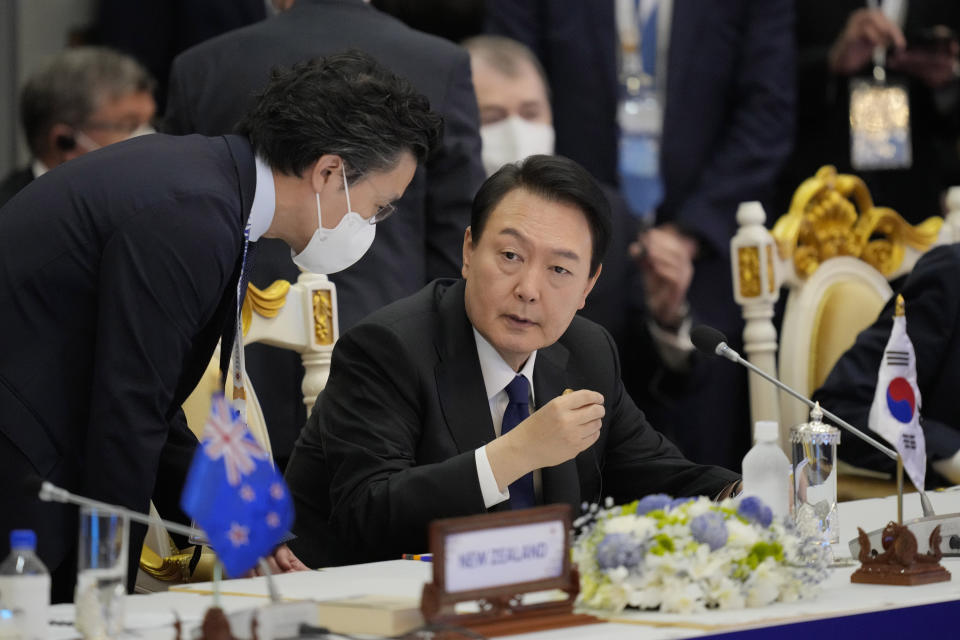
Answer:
[
  {"left": 741, "top": 421, "right": 791, "bottom": 520},
  {"left": 617, "top": 62, "right": 663, "bottom": 225},
  {"left": 0, "top": 531, "right": 50, "bottom": 640}
]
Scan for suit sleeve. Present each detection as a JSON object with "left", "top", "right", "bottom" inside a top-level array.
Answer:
[
  {"left": 82, "top": 194, "right": 235, "bottom": 519},
  {"left": 673, "top": 0, "right": 795, "bottom": 257},
  {"left": 595, "top": 325, "right": 740, "bottom": 500},
  {"left": 423, "top": 51, "right": 485, "bottom": 281},
  {"left": 320, "top": 324, "right": 487, "bottom": 559},
  {"left": 814, "top": 247, "right": 960, "bottom": 476}
]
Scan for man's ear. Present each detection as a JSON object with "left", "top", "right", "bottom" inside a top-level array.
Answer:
[
  {"left": 461, "top": 226, "right": 474, "bottom": 279},
  {"left": 577, "top": 263, "right": 602, "bottom": 310},
  {"left": 309, "top": 154, "right": 343, "bottom": 194}
]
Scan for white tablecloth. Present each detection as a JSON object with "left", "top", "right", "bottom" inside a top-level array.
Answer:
[{"left": 47, "top": 488, "right": 960, "bottom": 639}]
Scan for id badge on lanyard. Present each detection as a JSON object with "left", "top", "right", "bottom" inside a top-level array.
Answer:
[
  {"left": 850, "top": 0, "right": 912, "bottom": 171},
  {"left": 850, "top": 77, "right": 912, "bottom": 170},
  {"left": 230, "top": 231, "right": 252, "bottom": 415}
]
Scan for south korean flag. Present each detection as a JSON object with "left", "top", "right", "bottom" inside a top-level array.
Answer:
[{"left": 868, "top": 295, "right": 926, "bottom": 491}]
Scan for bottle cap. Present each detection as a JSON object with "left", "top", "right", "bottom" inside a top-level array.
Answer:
[
  {"left": 9, "top": 530, "right": 36, "bottom": 551},
  {"left": 754, "top": 421, "right": 779, "bottom": 443}
]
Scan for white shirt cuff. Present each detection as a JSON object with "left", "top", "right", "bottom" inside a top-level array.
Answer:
[
  {"left": 475, "top": 446, "right": 510, "bottom": 509},
  {"left": 647, "top": 314, "right": 694, "bottom": 371}
]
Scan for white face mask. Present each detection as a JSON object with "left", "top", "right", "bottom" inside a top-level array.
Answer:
[
  {"left": 291, "top": 165, "right": 376, "bottom": 274},
  {"left": 74, "top": 124, "right": 155, "bottom": 151},
  {"left": 480, "top": 115, "right": 555, "bottom": 177}
]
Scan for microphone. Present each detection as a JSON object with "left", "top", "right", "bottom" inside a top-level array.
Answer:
[
  {"left": 33, "top": 478, "right": 205, "bottom": 540},
  {"left": 691, "top": 325, "right": 935, "bottom": 519}
]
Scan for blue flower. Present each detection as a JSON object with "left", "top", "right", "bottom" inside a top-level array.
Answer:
[
  {"left": 669, "top": 497, "right": 695, "bottom": 510},
  {"left": 691, "top": 512, "right": 728, "bottom": 550},
  {"left": 635, "top": 494, "right": 672, "bottom": 515},
  {"left": 595, "top": 533, "right": 645, "bottom": 570},
  {"left": 737, "top": 496, "right": 773, "bottom": 528}
]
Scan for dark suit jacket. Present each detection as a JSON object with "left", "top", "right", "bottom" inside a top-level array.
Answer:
[
  {"left": 0, "top": 133, "right": 255, "bottom": 600},
  {"left": 95, "top": 0, "right": 266, "bottom": 110},
  {"left": 776, "top": 0, "right": 960, "bottom": 224},
  {"left": 285, "top": 279, "right": 739, "bottom": 568},
  {"left": 813, "top": 245, "right": 960, "bottom": 488},
  {"left": 486, "top": 0, "right": 796, "bottom": 470},
  {"left": 165, "top": 0, "right": 484, "bottom": 463},
  {"left": 0, "top": 166, "right": 33, "bottom": 209}
]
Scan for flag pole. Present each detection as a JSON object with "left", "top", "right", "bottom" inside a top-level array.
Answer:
[
  {"left": 896, "top": 454, "right": 904, "bottom": 525},
  {"left": 213, "top": 559, "right": 223, "bottom": 609}
]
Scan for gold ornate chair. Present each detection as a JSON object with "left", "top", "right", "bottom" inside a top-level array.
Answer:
[
  {"left": 731, "top": 167, "right": 957, "bottom": 499},
  {"left": 136, "top": 271, "right": 339, "bottom": 591}
]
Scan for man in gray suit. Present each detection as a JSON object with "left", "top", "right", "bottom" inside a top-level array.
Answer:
[{"left": 165, "top": 0, "right": 485, "bottom": 467}]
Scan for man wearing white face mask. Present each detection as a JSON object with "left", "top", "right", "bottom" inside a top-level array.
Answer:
[
  {"left": 465, "top": 36, "right": 697, "bottom": 433},
  {"left": 0, "top": 47, "right": 157, "bottom": 208},
  {"left": 0, "top": 51, "right": 441, "bottom": 602}
]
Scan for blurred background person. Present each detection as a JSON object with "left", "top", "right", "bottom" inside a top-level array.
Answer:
[
  {"left": 92, "top": 0, "right": 266, "bottom": 111},
  {"left": 776, "top": 1, "right": 960, "bottom": 223},
  {"left": 0, "top": 46, "right": 156, "bottom": 208},
  {"left": 164, "top": 0, "right": 484, "bottom": 470},
  {"left": 485, "top": 0, "right": 796, "bottom": 470},
  {"left": 464, "top": 34, "right": 697, "bottom": 444}
]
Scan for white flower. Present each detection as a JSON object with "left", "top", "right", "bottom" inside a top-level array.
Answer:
[
  {"left": 684, "top": 497, "right": 715, "bottom": 518},
  {"left": 660, "top": 578, "right": 705, "bottom": 614},
  {"left": 745, "top": 558, "right": 786, "bottom": 607},
  {"left": 607, "top": 566, "right": 629, "bottom": 584},
  {"left": 725, "top": 519, "right": 761, "bottom": 549},
  {"left": 592, "top": 582, "right": 630, "bottom": 612},
  {"left": 707, "top": 577, "right": 746, "bottom": 610}
]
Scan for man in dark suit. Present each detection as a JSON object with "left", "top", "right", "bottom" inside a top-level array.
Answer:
[
  {"left": 777, "top": 1, "right": 960, "bottom": 224},
  {"left": 285, "top": 155, "right": 740, "bottom": 568},
  {"left": 814, "top": 244, "right": 960, "bottom": 488},
  {"left": 164, "top": 0, "right": 485, "bottom": 469},
  {"left": 486, "top": 0, "right": 796, "bottom": 470},
  {"left": 0, "top": 47, "right": 156, "bottom": 209},
  {"left": 0, "top": 52, "right": 441, "bottom": 601}
]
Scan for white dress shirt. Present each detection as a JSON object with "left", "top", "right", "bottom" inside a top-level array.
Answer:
[
  {"left": 472, "top": 328, "right": 538, "bottom": 508},
  {"left": 247, "top": 155, "right": 276, "bottom": 241}
]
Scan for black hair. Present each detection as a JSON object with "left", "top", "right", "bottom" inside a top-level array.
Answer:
[
  {"left": 470, "top": 155, "right": 611, "bottom": 276},
  {"left": 236, "top": 50, "right": 443, "bottom": 182}
]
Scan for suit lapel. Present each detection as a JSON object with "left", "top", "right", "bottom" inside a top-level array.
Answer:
[
  {"left": 434, "top": 280, "right": 498, "bottom": 452},
  {"left": 534, "top": 341, "right": 582, "bottom": 512}
]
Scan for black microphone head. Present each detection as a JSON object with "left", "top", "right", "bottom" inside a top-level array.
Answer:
[{"left": 691, "top": 325, "right": 728, "bottom": 355}]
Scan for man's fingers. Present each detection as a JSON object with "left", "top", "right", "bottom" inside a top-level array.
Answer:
[
  {"left": 559, "top": 389, "right": 604, "bottom": 408},
  {"left": 275, "top": 546, "right": 309, "bottom": 572}
]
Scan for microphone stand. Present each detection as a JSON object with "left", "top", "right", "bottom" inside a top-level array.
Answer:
[
  {"left": 39, "top": 481, "right": 205, "bottom": 539},
  {"left": 39, "top": 482, "right": 286, "bottom": 606},
  {"left": 710, "top": 342, "right": 935, "bottom": 520}
]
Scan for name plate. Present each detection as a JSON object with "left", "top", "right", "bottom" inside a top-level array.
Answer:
[
  {"left": 420, "top": 504, "right": 594, "bottom": 635},
  {"left": 445, "top": 519, "right": 566, "bottom": 593}
]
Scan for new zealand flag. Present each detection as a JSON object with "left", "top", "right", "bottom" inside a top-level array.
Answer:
[{"left": 180, "top": 392, "right": 294, "bottom": 577}]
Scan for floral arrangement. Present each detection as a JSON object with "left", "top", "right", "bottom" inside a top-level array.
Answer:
[{"left": 572, "top": 495, "right": 829, "bottom": 614}]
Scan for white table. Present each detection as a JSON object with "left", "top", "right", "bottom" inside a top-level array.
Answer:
[{"left": 48, "top": 490, "right": 960, "bottom": 639}]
